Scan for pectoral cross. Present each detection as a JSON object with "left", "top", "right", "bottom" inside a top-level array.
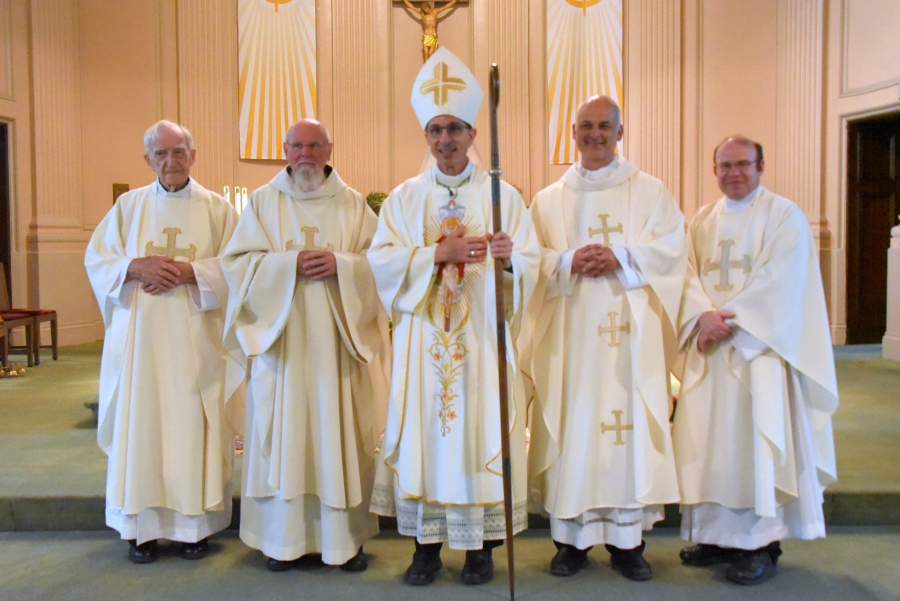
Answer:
[
  {"left": 286, "top": 226, "right": 334, "bottom": 251},
  {"left": 145, "top": 227, "right": 196, "bottom": 262},
  {"left": 420, "top": 62, "right": 467, "bottom": 106},
  {"left": 702, "top": 239, "right": 751, "bottom": 292},
  {"left": 597, "top": 311, "right": 630, "bottom": 347},
  {"left": 600, "top": 409, "right": 633, "bottom": 446},
  {"left": 587, "top": 214, "right": 623, "bottom": 246}
]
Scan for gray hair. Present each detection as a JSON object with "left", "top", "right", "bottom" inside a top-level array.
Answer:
[{"left": 144, "top": 120, "right": 194, "bottom": 155}]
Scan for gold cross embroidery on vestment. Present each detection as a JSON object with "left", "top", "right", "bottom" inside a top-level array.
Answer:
[
  {"left": 702, "top": 239, "right": 751, "bottom": 291},
  {"left": 598, "top": 311, "right": 630, "bottom": 347},
  {"left": 600, "top": 409, "right": 633, "bottom": 446},
  {"left": 145, "top": 227, "right": 196, "bottom": 262},
  {"left": 420, "top": 62, "right": 467, "bottom": 106},
  {"left": 286, "top": 226, "right": 334, "bottom": 251},
  {"left": 587, "top": 213, "right": 623, "bottom": 246}
]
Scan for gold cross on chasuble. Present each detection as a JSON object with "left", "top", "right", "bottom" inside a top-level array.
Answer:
[
  {"left": 420, "top": 62, "right": 467, "bottom": 106},
  {"left": 286, "top": 226, "right": 334, "bottom": 251},
  {"left": 600, "top": 409, "right": 633, "bottom": 446},
  {"left": 587, "top": 213, "right": 624, "bottom": 246},
  {"left": 598, "top": 311, "right": 630, "bottom": 347},
  {"left": 702, "top": 239, "right": 751, "bottom": 291},
  {"left": 145, "top": 227, "right": 196, "bottom": 261}
]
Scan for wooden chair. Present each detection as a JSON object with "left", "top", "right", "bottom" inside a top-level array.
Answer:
[
  {"left": 0, "top": 264, "right": 53, "bottom": 366},
  {"left": 0, "top": 312, "right": 34, "bottom": 367},
  {"left": 0, "top": 319, "right": 7, "bottom": 367}
]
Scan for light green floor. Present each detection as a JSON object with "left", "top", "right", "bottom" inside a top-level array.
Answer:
[
  {"left": 1, "top": 342, "right": 898, "bottom": 498},
  {"left": 1, "top": 528, "right": 898, "bottom": 601}
]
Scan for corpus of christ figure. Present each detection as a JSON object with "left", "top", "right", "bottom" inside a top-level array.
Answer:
[{"left": 402, "top": 0, "right": 458, "bottom": 61}]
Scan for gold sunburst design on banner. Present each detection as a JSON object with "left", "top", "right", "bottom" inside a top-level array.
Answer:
[
  {"left": 238, "top": 0, "right": 317, "bottom": 160},
  {"left": 547, "top": 0, "right": 622, "bottom": 165}
]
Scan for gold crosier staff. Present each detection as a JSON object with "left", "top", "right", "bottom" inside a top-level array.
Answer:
[{"left": 488, "top": 63, "right": 516, "bottom": 601}]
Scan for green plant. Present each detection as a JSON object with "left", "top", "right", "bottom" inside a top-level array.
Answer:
[{"left": 366, "top": 192, "right": 387, "bottom": 215}]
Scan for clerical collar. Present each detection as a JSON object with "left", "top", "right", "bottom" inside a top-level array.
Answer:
[
  {"left": 151, "top": 178, "right": 193, "bottom": 199},
  {"left": 723, "top": 186, "right": 761, "bottom": 212},
  {"left": 576, "top": 158, "right": 618, "bottom": 184},
  {"left": 435, "top": 160, "right": 474, "bottom": 191}
]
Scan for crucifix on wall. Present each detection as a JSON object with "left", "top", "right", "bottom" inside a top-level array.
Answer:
[{"left": 396, "top": 0, "right": 466, "bottom": 62}]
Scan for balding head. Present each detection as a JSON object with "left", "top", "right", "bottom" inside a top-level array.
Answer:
[
  {"left": 713, "top": 135, "right": 765, "bottom": 200},
  {"left": 283, "top": 119, "right": 334, "bottom": 192},
  {"left": 572, "top": 95, "right": 623, "bottom": 170}
]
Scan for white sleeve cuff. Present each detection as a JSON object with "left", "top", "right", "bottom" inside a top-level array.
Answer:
[
  {"left": 547, "top": 249, "right": 577, "bottom": 298},
  {"left": 732, "top": 326, "right": 769, "bottom": 362},
  {"left": 611, "top": 246, "right": 648, "bottom": 290},
  {"left": 188, "top": 269, "right": 220, "bottom": 311}
]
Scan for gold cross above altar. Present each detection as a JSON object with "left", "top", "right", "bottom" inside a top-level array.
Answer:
[
  {"left": 702, "top": 239, "right": 751, "bottom": 292},
  {"left": 600, "top": 409, "right": 633, "bottom": 446},
  {"left": 598, "top": 311, "right": 630, "bottom": 347},
  {"left": 286, "top": 226, "right": 334, "bottom": 251},
  {"left": 145, "top": 227, "right": 196, "bottom": 262},
  {"left": 588, "top": 213, "right": 623, "bottom": 246}
]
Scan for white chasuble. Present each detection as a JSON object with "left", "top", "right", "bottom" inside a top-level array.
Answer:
[
  {"left": 222, "top": 168, "right": 390, "bottom": 564},
  {"left": 526, "top": 161, "right": 685, "bottom": 548},
  {"left": 367, "top": 163, "right": 540, "bottom": 549},
  {"left": 85, "top": 180, "right": 244, "bottom": 544},
  {"left": 674, "top": 187, "right": 838, "bottom": 548}
]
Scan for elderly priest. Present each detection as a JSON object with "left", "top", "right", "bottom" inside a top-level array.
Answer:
[
  {"left": 367, "top": 47, "right": 540, "bottom": 587},
  {"left": 85, "top": 120, "right": 244, "bottom": 564},
  {"left": 223, "top": 119, "right": 390, "bottom": 573}
]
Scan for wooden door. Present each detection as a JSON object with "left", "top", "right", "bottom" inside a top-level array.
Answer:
[
  {"left": 846, "top": 112, "right": 900, "bottom": 344},
  {"left": 0, "top": 123, "right": 10, "bottom": 299}
]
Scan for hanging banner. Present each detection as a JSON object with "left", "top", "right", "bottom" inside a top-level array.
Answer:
[
  {"left": 238, "top": 0, "right": 317, "bottom": 160},
  {"left": 547, "top": 0, "right": 623, "bottom": 165}
]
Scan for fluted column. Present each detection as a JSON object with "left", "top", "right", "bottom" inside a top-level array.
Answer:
[
  {"left": 775, "top": 0, "right": 824, "bottom": 223},
  {"left": 30, "top": 0, "right": 83, "bottom": 230},
  {"left": 624, "top": 0, "right": 682, "bottom": 203},
  {"left": 331, "top": 0, "right": 391, "bottom": 196},
  {"left": 0, "top": 0, "right": 12, "bottom": 100},
  {"left": 473, "top": 0, "right": 531, "bottom": 199},
  {"left": 177, "top": 0, "right": 238, "bottom": 193}
]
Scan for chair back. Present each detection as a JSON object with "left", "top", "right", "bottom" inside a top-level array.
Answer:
[{"left": 0, "top": 263, "right": 9, "bottom": 310}]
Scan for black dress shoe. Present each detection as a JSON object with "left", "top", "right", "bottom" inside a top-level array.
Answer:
[
  {"left": 680, "top": 543, "right": 744, "bottom": 566},
  {"left": 295, "top": 553, "right": 326, "bottom": 570},
  {"left": 461, "top": 548, "right": 494, "bottom": 585},
  {"left": 340, "top": 547, "right": 368, "bottom": 572},
  {"left": 179, "top": 538, "right": 209, "bottom": 560},
  {"left": 725, "top": 543, "right": 780, "bottom": 585},
  {"left": 266, "top": 557, "right": 295, "bottom": 572},
  {"left": 549, "top": 542, "right": 591, "bottom": 576},
  {"left": 127, "top": 539, "right": 158, "bottom": 564},
  {"left": 404, "top": 541, "right": 443, "bottom": 586},
  {"left": 606, "top": 541, "right": 652, "bottom": 581}
]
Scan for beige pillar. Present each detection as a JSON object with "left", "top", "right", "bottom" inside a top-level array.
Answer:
[{"left": 883, "top": 218, "right": 900, "bottom": 362}]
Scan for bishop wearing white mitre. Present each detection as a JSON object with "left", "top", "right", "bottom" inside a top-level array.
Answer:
[{"left": 367, "top": 47, "right": 540, "bottom": 586}]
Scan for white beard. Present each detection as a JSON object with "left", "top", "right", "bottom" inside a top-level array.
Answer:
[{"left": 290, "top": 164, "right": 326, "bottom": 193}]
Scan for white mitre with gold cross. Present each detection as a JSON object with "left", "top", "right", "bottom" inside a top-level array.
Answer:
[{"left": 411, "top": 46, "right": 484, "bottom": 129}]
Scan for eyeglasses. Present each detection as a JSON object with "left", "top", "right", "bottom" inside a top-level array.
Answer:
[
  {"left": 287, "top": 141, "right": 326, "bottom": 151},
  {"left": 426, "top": 123, "right": 470, "bottom": 138},
  {"left": 716, "top": 160, "right": 758, "bottom": 172}
]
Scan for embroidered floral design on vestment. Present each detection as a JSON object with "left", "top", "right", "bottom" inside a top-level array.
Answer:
[{"left": 428, "top": 328, "right": 467, "bottom": 436}]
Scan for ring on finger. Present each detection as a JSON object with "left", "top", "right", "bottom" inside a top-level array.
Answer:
[{"left": 469, "top": 250, "right": 475, "bottom": 257}]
